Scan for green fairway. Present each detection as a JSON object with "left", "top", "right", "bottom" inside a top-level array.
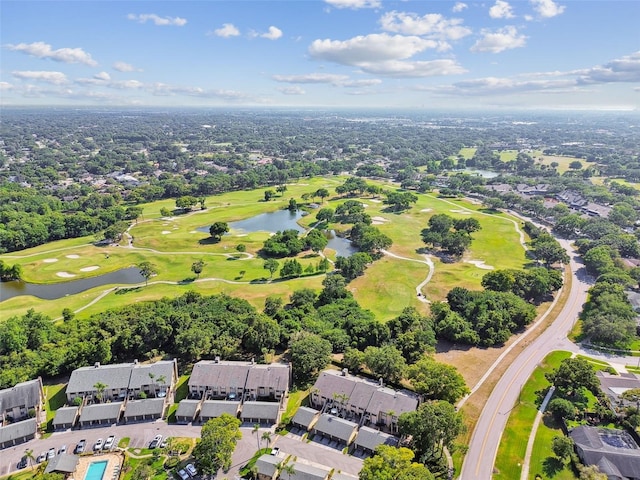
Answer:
[{"left": 0, "top": 176, "right": 527, "bottom": 323}]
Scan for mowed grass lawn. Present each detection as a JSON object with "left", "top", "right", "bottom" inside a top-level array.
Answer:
[
  {"left": 493, "top": 350, "right": 573, "bottom": 480},
  {"left": 0, "top": 176, "right": 526, "bottom": 323}
]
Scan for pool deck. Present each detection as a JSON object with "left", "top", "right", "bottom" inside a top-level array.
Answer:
[{"left": 72, "top": 452, "right": 123, "bottom": 480}]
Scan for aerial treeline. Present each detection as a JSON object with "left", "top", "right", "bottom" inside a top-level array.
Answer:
[
  {"left": 0, "top": 259, "right": 22, "bottom": 281},
  {"left": 0, "top": 184, "right": 138, "bottom": 253}
]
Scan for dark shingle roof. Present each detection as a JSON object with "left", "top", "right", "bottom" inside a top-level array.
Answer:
[
  {"left": 0, "top": 418, "right": 37, "bottom": 444},
  {"left": 348, "top": 382, "right": 376, "bottom": 411},
  {"left": 313, "top": 413, "right": 357, "bottom": 443},
  {"left": 366, "top": 388, "right": 419, "bottom": 418},
  {"left": 129, "top": 360, "right": 176, "bottom": 390},
  {"left": 312, "top": 371, "right": 356, "bottom": 401},
  {"left": 79, "top": 402, "right": 123, "bottom": 423},
  {"left": 53, "top": 406, "right": 79, "bottom": 426},
  {"left": 245, "top": 364, "right": 290, "bottom": 393},
  {"left": 292, "top": 406, "right": 319, "bottom": 429},
  {"left": 123, "top": 398, "right": 165, "bottom": 418},
  {"left": 44, "top": 454, "right": 79, "bottom": 474},
  {"left": 67, "top": 363, "right": 134, "bottom": 394},
  {"left": 176, "top": 400, "right": 200, "bottom": 420},
  {"left": 353, "top": 426, "right": 398, "bottom": 452},
  {"left": 199, "top": 400, "right": 239, "bottom": 419},
  {"left": 189, "top": 361, "right": 252, "bottom": 389},
  {"left": 240, "top": 401, "right": 279, "bottom": 421},
  {"left": 279, "top": 461, "right": 329, "bottom": 480},
  {"left": 0, "top": 378, "right": 43, "bottom": 412},
  {"left": 570, "top": 426, "right": 640, "bottom": 479},
  {"left": 255, "top": 454, "right": 280, "bottom": 478}
]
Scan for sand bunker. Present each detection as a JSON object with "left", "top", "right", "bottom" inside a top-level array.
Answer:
[
  {"left": 465, "top": 260, "right": 494, "bottom": 270},
  {"left": 56, "top": 271, "right": 76, "bottom": 278},
  {"left": 421, "top": 208, "right": 433, "bottom": 213},
  {"left": 42, "top": 258, "right": 58, "bottom": 263},
  {"left": 161, "top": 230, "right": 171, "bottom": 234},
  {"left": 450, "top": 209, "right": 472, "bottom": 215},
  {"left": 371, "top": 216, "right": 388, "bottom": 222},
  {"left": 370, "top": 199, "right": 382, "bottom": 203},
  {"left": 66, "top": 254, "right": 80, "bottom": 259},
  {"left": 189, "top": 230, "right": 199, "bottom": 234},
  {"left": 80, "top": 266, "right": 100, "bottom": 272}
]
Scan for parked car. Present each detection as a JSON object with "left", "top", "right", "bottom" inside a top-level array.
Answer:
[
  {"left": 74, "top": 439, "right": 86, "bottom": 454},
  {"left": 177, "top": 469, "right": 189, "bottom": 480},
  {"left": 160, "top": 437, "right": 169, "bottom": 449},
  {"left": 103, "top": 435, "right": 115, "bottom": 450},
  {"left": 17, "top": 456, "right": 28, "bottom": 469},
  {"left": 47, "top": 448, "right": 56, "bottom": 460},
  {"left": 186, "top": 463, "right": 197, "bottom": 477},
  {"left": 58, "top": 445, "right": 67, "bottom": 455},
  {"left": 36, "top": 452, "right": 46, "bottom": 463},
  {"left": 93, "top": 438, "right": 104, "bottom": 451},
  {"left": 270, "top": 447, "right": 280, "bottom": 456},
  {"left": 149, "top": 434, "right": 163, "bottom": 449}
]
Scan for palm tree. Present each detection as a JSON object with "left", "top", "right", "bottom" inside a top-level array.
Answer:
[
  {"left": 261, "top": 431, "right": 272, "bottom": 448},
  {"left": 24, "top": 448, "right": 35, "bottom": 467},
  {"left": 280, "top": 463, "right": 296, "bottom": 478},
  {"left": 252, "top": 423, "right": 261, "bottom": 451},
  {"left": 156, "top": 374, "right": 166, "bottom": 398},
  {"left": 93, "top": 382, "right": 107, "bottom": 403}
]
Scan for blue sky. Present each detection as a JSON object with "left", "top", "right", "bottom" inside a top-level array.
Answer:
[{"left": 1, "top": 0, "right": 639, "bottom": 110}]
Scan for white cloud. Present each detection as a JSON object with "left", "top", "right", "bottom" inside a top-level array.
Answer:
[
  {"left": 530, "top": 0, "right": 565, "bottom": 18},
  {"left": 309, "top": 33, "right": 438, "bottom": 65},
  {"left": 94, "top": 72, "right": 111, "bottom": 81},
  {"left": 577, "top": 51, "right": 640, "bottom": 84},
  {"left": 273, "top": 73, "right": 349, "bottom": 84},
  {"left": 379, "top": 11, "right": 472, "bottom": 43},
  {"left": 127, "top": 13, "right": 187, "bottom": 26},
  {"left": 5, "top": 42, "right": 97, "bottom": 66},
  {"left": 0, "top": 82, "right": 13, "bottom": 90},
  {"left": 489, "top": 1, "right": 515, "bottom": 19},
  {"left": 278, "top": 86, "right": 306, "bottom": 95},
  {"left": 452, "top": 2, "right": 468, "bottom": 13},
  {"left": 261, "top": 26, "right": 283, "bottom": 40},
  {"left": 441, "top": 76, "right": 576, "bottom": 96},
  {"left": 113, "top": 61, "right": 140, "bottom": 72},
  {"left": 12, "top": 70, "right": 68, "bottom": 85},
  {"left": 359, "top": 59, "right": 467, "bottom": 77},
  {"left": 212, "top": 23, "right": 240, "bottom": 38},
  {"left": 111, "top": 80, "right": 145, "bottom": 89},
  {"left": 470, "top": 26, "right": 527, "bottom": 53},
  {"left": 324, "top": 0, "right": 381, "bottom": 9},
  {"left": 340, "top": 79, "right": 383, "bottom": 87}
]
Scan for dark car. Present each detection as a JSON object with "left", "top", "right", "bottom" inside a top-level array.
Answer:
[
  {"left": 74, "top": 439, "right": 86, "bottom": 454},
  {"left": 17, "top": 456, "right": 28, "bottom": 469}
]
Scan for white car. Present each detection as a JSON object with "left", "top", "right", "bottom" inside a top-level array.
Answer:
[
  {"left": 103, "top": 435, "right": 115, "bottom": 450},
  {"left": 58, "top": 445, "right": 67, "bottom": 455},
  {"left": 177, "top": 469, "right": 189, "bottom": 480},
  {"left": 47, "top": 448, "right": 56, "bottom": 460},
  {"left": 149, "top": 434, "right": 163, "bottom": 449},
  {"left": 186, "top": 463, "right": 197, "bottom": 477},
  {"left": 93, "top": 438, "right": 104, "bottom": 451}
]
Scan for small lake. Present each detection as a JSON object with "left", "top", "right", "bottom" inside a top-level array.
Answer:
[
  {"left": 198, "top": 209, "right": 356, "bottom": 257},
  {"left": 0, "top": 267, "right": 146, "bottom": 302}
]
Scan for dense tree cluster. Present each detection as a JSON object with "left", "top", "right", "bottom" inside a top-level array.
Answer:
[
  {"left": 581, "top": 282, "right": 638, "bottom": 348},
  {"left": 421, "top": 213, "right": 481, "bottom": 257},
  {"left": 431, "top": 287, "right": 537, "bottom": 346},
  {"left": 0, "top": 259, "right": 22, "bottom": 281},
  {"left": 481, "top": 267, "right": 563, "bottom": 303}
]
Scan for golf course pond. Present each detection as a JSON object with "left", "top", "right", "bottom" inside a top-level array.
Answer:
[
  {"left": 0, "top": 267, "right": 146, "bottom": 302},
  {"left": 197, "top": 208, "right": 357, "bottom": 257}
]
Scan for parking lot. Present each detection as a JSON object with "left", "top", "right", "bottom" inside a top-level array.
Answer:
[{"left": 0, "top": 421, "right": 363, "bottom": 479}]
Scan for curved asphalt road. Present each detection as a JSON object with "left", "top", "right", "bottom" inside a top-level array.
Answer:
[{"left": 460, "top": 239, "right": 592, "bottom": 479}]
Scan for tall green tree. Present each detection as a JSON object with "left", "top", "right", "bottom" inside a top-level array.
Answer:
[
  {"left": 289, "top": 333, "right": 332, "bottom": 386},
  {"left": 406, "top": 356, "right": 469, "bottom": 404},
  {"left": 209, "top": 222, "right": 229, "bottom": 242},
  {"left": 191, "top": 260, "right": 205, "bottom": 278},
  {"left": 193, "top": 413, "right": 242, "bottom": 476},
  {"left": 138, "top": 261, "right": 157, "bottom": 286},
  {"left": 359, "top": 445, "right": 434, "bottom": 480}
]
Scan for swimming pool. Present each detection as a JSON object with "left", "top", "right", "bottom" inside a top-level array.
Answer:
[{"left": 85, "top": 460, "right": 108, "bottom": 480}]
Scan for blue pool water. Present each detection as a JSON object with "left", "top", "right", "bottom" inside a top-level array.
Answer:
[{"left": 85, "top": 460, "right": 108, "bottom": 480}]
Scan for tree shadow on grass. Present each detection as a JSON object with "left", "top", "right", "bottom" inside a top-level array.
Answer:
[
  {"left": 198, "top": 237, "right": 221, "bottom": 245},
  {"left": 542, "top": 456, "right": 564, "bottom": 477},
  {"left": 179, "top": 277, "right": 196, "bottom": 284},
  {"left": 115, "top": 287, "right": 143, "bottom": 295}
]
